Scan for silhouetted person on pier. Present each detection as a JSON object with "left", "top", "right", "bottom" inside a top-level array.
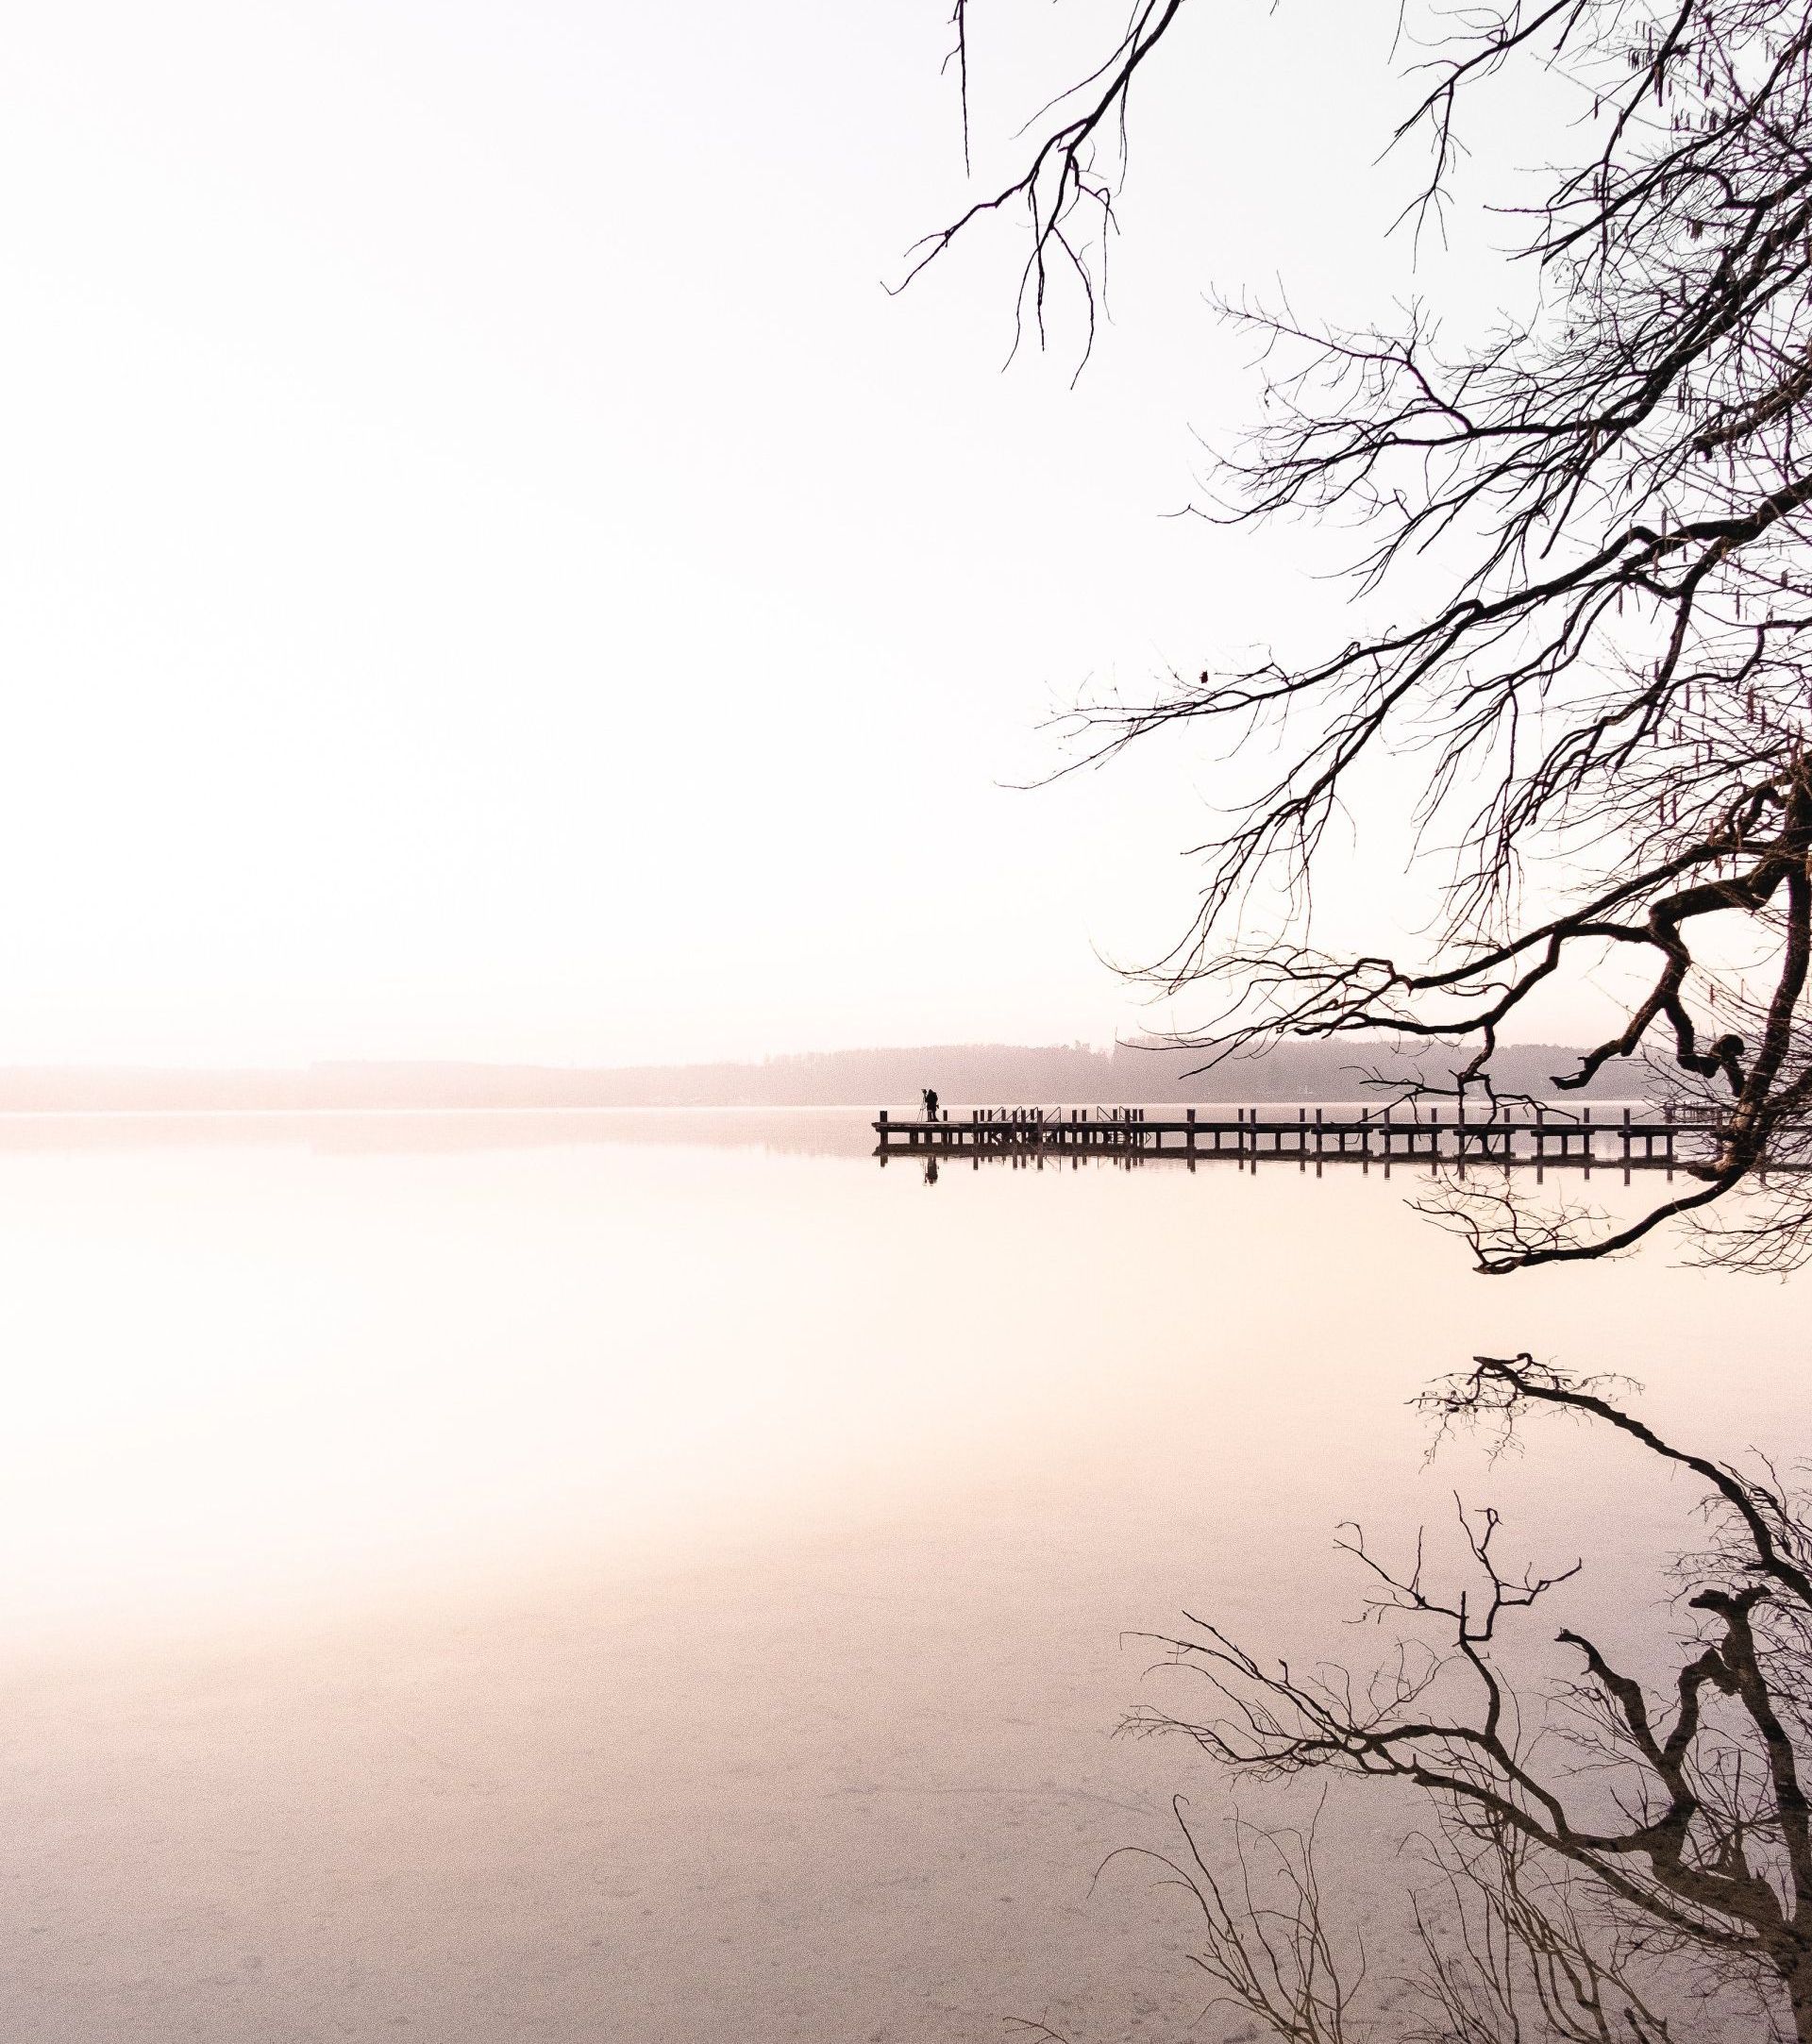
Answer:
[{"left": 921, "top": 1087, "right": 939, "bottom": 1121}]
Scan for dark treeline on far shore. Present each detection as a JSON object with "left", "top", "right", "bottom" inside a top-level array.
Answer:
[{"left": 0, "top": 1041, "right": 1653, "bottom": 1114}]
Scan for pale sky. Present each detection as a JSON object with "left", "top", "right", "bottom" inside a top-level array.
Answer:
[{"left": 0, "top": 0, "right": 1577, "bottom": 1068}]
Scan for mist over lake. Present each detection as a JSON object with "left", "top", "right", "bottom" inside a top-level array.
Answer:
[
  {"left": 1, "top": 1111, "right": 1799, "bottom": 2042},
  {"left": 12, "top": 0, "right": 1812, "bottom": 2029}
]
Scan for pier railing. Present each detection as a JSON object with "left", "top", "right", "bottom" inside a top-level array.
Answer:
[{"left": 874, "top": 1103, "right": 1724, "bottom": 1173}]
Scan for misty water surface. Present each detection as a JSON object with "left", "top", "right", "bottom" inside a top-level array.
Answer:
[{"left": 0, "top": 1110, "right": 1802, "bottom": 2042}]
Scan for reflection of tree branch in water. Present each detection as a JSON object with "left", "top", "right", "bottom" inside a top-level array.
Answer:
[
  {"left": 1101, "top": 1357, "right": 1812, "bottom": 2040},
  {"left": 1109, "top": 1792, "right": 1683, "bottom": 2043}
]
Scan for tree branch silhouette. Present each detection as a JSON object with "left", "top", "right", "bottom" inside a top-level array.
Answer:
[
  {"left": 1114, "top": 1354, "right": 1812, "bottom": 2037},
  {"left": 916, "top": 1, "right": 1812, "bottom": 1268}
]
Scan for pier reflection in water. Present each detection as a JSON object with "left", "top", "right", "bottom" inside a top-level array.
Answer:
[{"left": 0, "top": 1108, "right": 1802, "bottom": 2042}]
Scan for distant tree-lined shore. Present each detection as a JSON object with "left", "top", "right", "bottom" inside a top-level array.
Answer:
[{"left": 0, "top": 1041, "right": 1649, "bottom": 1113}]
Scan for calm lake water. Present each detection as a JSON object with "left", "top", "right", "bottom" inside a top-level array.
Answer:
[{"left": 0, "top": 1110, "right": 1804, "bottom": 2041}]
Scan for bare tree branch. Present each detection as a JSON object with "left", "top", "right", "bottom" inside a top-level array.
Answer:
[
  {"left": 915, "top": 1, "right": 1812, "bottom": 1268},
  {"left": 1116, "top": 1356, "right": 1812, "bottom": 2036}
]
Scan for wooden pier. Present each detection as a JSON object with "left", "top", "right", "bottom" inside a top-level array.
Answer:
[{"left": 874, "top": 1104, "right": 1716, "bottom": 1173}]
